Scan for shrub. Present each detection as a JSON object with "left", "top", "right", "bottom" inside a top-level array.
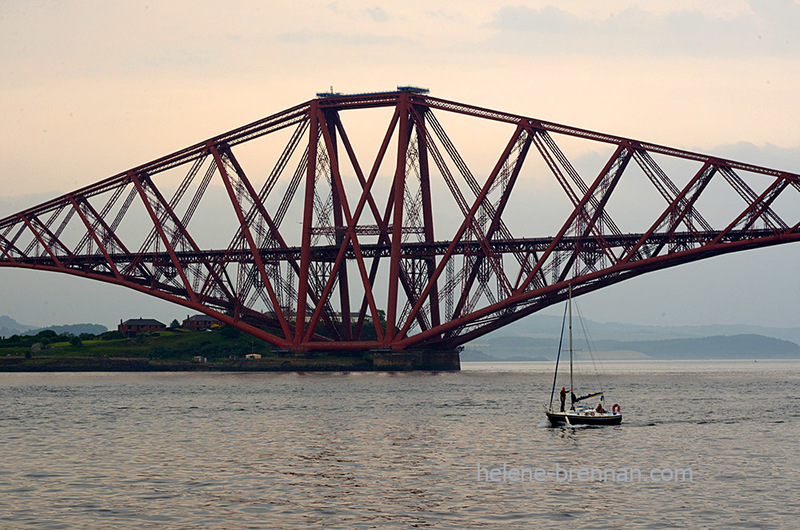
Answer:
[{"left": 220, "top": 325, "right": 241, "bottom": 340}]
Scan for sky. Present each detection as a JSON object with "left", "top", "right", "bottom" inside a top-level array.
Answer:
[{"left": 2, "top": 0, "right": 800, "bottom": 331}]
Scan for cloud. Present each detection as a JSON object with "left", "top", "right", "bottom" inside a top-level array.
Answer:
[
  {"left": 364, "top": 6, "right": 390, "bottom": 22},
  {"left": 485, "top": 1, "right": 800, "bottom": 57},
  {"left": 711, "top": 141, "right": 800, "bottom": 172},
  {"left": 276, "top": 31, "right": 412, "bottom": 48}
]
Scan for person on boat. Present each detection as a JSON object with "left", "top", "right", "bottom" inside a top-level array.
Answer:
[
  {"left": 596, "top": 402, "right": 606, "bottom": 413},
  {"left": 559, "top": 387, "right": 567, "bottom": 412},
  {"left": 570, "top": 391, "right": 577, "bottom": 410}
]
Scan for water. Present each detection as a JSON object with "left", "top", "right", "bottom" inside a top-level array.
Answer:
[{"left": 1, "top": 360, "right": 798, "bottom": 528}]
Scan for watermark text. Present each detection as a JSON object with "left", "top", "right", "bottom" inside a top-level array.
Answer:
[{"left": 476, "top": 463, "right": 693, "bottom": 483}]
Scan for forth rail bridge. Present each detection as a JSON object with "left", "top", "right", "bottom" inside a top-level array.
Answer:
[{"left": 2, "top": 87, "right": 800, "bottom": 370}]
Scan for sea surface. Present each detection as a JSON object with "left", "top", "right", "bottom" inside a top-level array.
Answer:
[{"left": 1, "top": 360, "right": 799, "bottom": 528}]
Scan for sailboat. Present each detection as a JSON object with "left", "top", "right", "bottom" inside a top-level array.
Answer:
[{"left": 544, "top": 286, "right": 622, "bottom": 427}]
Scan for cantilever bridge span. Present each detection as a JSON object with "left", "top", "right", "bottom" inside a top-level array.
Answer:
[{"left": 2, "top": 88, "right": 800, "bottom": 359}]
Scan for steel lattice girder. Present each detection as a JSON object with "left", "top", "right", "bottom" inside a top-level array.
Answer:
[{"left": 2, "top": 90, "right": 800, "bottom": 352}]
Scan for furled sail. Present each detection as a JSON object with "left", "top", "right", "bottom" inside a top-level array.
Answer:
[{"left": 575, "top": 391, "right": 604, "bottom": 403}]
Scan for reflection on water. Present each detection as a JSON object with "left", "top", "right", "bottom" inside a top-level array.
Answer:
[{"left": 0, "top": 361, "right": 798, "bottom": 528}]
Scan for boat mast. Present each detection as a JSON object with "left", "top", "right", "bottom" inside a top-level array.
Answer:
[
  {"left": 549, "top": 300, "right": 569, "bottom": 409},
  {"left": 569, "top": 284, "right": 574, "bottom": 394}
]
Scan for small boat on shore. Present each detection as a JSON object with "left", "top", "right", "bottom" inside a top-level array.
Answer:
[{"left": 544, "top": 286, "right": 622, "bottom": 427}]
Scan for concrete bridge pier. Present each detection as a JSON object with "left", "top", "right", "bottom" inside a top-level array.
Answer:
[{"left": 371, "top": 349, "right": 461, "bottom": 371}]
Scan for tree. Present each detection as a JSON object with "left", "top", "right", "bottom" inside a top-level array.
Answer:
[
  {"left": 99, "top": 330, "right": 125, "bottom": 340},
  {"left": 36, "top": 330, "right": 57, "bottom": 340},
  {"left": 220, "top": 325, "right": 241, "bottom": 339},
  {"left": 169, "top": 319, "right": 181, "bottom": 329},
  {"left": 69, "top": 335, "right": 83, "bottom": 347}
]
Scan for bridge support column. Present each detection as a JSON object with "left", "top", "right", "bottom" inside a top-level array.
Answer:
[{"left": 371, "top": 349, "right": 461, "bottom": 371}]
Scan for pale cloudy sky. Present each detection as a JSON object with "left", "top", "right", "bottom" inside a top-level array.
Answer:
[{"left": 2, "top": 0, "right": 800, "bottom": 329}]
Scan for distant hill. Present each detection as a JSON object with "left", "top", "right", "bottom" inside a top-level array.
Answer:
[
  {"left": 460, "top": 349, "right": 549, "bottom": 362},
  {"left": 464, "top": 336, "right": 557, "bottom": 361},
  {"left": 463, "top": 333, "right": 800, "bottom": 361},
  {"left": 0, "top": 315, "right": 36, "bottom": 338},
  {"left": 489, "top": 314, "right": 800, "bottom": 344},
  {"left": 594, "top": 334, "right": 800, "bottom": 359},
  {"left": 23, "top": 323, "right": 109, "bottom": 337},
  {"left": 0, "top": 315, "right": 108, "bottom": 338}
]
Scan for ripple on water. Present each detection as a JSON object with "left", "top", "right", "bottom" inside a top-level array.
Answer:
[{"left": 0, "top": 365, "right": 798, "bottom": 527}]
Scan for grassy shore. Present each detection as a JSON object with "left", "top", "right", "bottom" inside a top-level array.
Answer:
[
  {"left": 0, "top": 327, "right": 372, "bottom": 372},
  {"left": 0, "top": 355, "right": 373, "bottom": 372}
]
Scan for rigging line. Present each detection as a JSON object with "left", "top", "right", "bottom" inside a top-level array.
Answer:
[
  {"left": 574, "top": 300, "right": 606, "bottom": 395},
  {"left": 549, "top": 299, "right": 570, "bottom": 409}
]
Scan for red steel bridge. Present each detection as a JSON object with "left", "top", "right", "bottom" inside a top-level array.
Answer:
[{"left": 2, "top": 88, "right": 800, "bottom": 364}]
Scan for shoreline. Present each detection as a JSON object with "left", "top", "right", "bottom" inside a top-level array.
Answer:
[{"left": 0, "top": 353, "right": 461, "bottom": 372}]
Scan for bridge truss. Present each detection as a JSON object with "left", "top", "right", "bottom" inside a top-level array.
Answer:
[{"left": 2, "top": 89, "right": 800, "bottom": 352}]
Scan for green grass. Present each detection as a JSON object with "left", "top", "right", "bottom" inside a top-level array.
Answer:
[{"left": 0, "top": 327, "right": 272, "bottom": 361}]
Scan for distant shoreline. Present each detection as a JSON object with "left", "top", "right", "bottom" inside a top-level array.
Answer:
[
  {"left": 0, "top": 352, "right": 462, "bottom": 372},
  {"left": 2, "top": 356, "right": 796, "bottom": 373},
  {"left": 0, "top": 355, "right": 375, "bottom": 372},
  {"left": 462, "top": 333, "right": 800, "bottom": 361}
]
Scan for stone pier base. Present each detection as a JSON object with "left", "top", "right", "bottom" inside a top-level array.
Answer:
[{"left": 371, "top": 349, "right": 461, "bottom": 371}]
